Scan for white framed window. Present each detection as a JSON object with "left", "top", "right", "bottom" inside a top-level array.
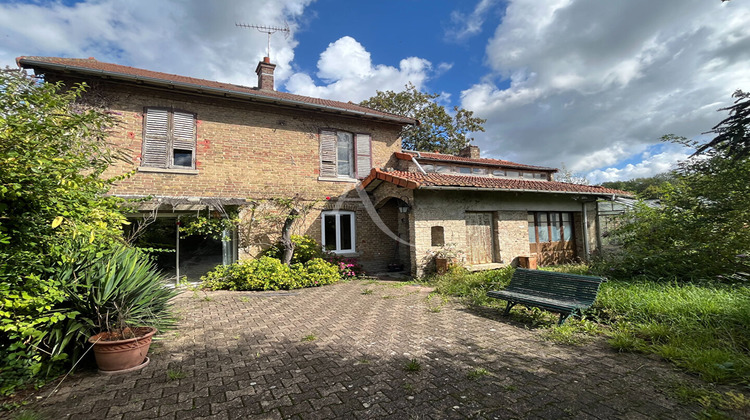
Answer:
[
  {"left": 320, "top": 130, "right": 371, "bottom": 180},
  {"left": 142, "top": 107, "right": 197, "bottom": 169},
  {"left": 321, "top": 211, "right": 356, "bottom": 253}
]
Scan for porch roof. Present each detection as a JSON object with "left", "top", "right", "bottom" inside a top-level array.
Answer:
[{"left": 361, "top": 169, "right": 633, "bottom": 198}]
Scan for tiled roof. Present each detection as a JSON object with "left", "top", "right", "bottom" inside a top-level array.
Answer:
[
  {"left": 361, "top": 169, "right": 632, "bottom": 197},
  {"left": 397, "top": 151, "right": 556, "bottom": 171},
  {"left": 16, "top": 56, "right": 417, "bottom": 125}
]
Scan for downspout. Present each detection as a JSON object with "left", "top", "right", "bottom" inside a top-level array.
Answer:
[{"left": 582, "top": 202, "right": 590, "bottom": 261}]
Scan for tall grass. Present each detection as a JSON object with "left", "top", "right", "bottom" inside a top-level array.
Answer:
[
  {"left": 427, "top": 265, "right": 750, "bottom": 385},
  {"left": 428, "top": 266, "right": 514, "bottom": 307},
  {"left": 596, "top": 279, "right": 750, "bottom": 384}
]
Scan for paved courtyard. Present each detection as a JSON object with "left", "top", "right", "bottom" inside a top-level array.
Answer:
[{"left": 20, "top": 280, "right": 710, "bottom": 419}]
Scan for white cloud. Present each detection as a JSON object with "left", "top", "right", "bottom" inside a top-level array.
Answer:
[
  {"left": 0, "top": 0, "right": 313, "bottom": 87},
  {"left": 284, "top": 36, "right": 433, "bottom": 102},
  {"left": 461, "top": 0, "right": 750, "bottom": 180},
  {"left": 586, "top": 144, "right": 691, "bottom": 184},
  {"left": 447, "top": 0, "right": 502, "bottom": 41}
]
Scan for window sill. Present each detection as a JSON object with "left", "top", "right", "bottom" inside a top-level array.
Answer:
[
  {"left": 318, "top": 177, "right": 358, "bottom": 183},
  {"left": 327, "top": 251, "right": 359, "bottom": 257},
  {"left": 138, "top": 167, "right": 199, "bottom": 175}
]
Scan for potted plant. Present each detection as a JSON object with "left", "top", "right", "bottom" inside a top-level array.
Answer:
[
  {"left": 64, "top": 246, "right": 176, "bottom": 373},
  {"left": 431, "top": 244, "right": 465, "bottom": 274}
]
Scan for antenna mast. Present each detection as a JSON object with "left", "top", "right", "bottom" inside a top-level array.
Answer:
[{"left": 235, "top": 22, "right": 290, "bottom": 61}]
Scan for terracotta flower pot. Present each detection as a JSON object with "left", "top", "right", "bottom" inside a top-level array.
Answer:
[
  {"left": 88, "top": 326, "right": 156, "bottom": 372},
  {"left": 435, "top": 257, "right": 449, "bottom": 275}
]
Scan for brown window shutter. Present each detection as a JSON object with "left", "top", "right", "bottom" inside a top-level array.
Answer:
[
  {"left": 172, "top": 111, "right": 196, "bottom": 167},
  {"left": 142, "top": 108, "right": 169, "bottom": 167},
  {"left": 355, "top": 133, "right": 371, "bottom": 179},
  {"left": 320, "top": 130, "right": 337, "bottom": 178}
]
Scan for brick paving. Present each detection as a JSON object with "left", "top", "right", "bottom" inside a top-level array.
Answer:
[{"left": 19, "top": 280, "right": 709, "bottom": 419}]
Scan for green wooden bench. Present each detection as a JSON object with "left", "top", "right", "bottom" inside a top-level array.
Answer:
[{"left": 486, "top": 268, "right": 605, "bottom": 325}]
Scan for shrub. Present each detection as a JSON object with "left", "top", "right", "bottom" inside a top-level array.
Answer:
[
  {"left": 0, "top": 69, "right": 131, "bottom": 394},
  {"left": 201, "top": 256, "right": 341, "bottom": 291},
  {"left": 0, "top": 245, "right": 176, "bottom": 395},
  {"left": 428, "top": 266, "right": 515, "bottom": 306},
  {"left": 264, "top": 235, "right": 324, "bottom": 264},
  {"left": 297, "top": 258, "right": 342, "bottom": 287},
  {"left": 325, "top": 254, "right": 364, "bottom": 278}
]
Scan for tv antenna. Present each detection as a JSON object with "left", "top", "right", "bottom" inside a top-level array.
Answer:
[{"left": 236, "top": 22, "right": 290, "bottom": 61}]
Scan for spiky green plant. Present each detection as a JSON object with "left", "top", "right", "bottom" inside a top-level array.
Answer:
[{"left": 47, "top": 246, "right": 177, "bottom": 358}]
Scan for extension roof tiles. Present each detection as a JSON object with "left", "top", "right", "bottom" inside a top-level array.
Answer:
[
  {"left": 395, "top": 151, "right": 556, "bottom": 171},
  {"left": 16, "top": 56, "right": 418, "bottom": 126},
  {"left": 361, "top": 169, "right": 632, "bottom": 197}
]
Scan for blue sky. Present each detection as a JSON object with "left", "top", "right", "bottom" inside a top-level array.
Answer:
[{"left": 2, "top": 0, "right": 749, "bottom": 184}]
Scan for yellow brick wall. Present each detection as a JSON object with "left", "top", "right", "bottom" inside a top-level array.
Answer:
[
  {"left": 62, "top": 78, "right": 409, "bottom": 273},
  {"left": 89, "top": 84, "right": 402, "bottom": 201}
]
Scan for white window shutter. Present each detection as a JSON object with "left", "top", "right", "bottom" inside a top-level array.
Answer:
[
  {"left": 172, "top": 111, "right": 196, "bottom": 151},
  {"left": 320, "top": 130, "right": 337, "bottom": 178},
  {"left": 355, "top": 133, "right": 372, "bottom": 179},
  {"left": 142, "top": 108, "right": 169, "bottom": 167}
]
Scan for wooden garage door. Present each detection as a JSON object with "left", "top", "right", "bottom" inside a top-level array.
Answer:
[{"left": 465, "top": 212, "right": 494, "bottom": 264}]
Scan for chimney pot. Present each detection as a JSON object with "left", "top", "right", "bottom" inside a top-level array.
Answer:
[{"left": 255, "top": 59, "right": 277, "bottom": 91}]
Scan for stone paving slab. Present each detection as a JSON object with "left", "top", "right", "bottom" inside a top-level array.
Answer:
[{"left": 8, "top": 280, "right": 720, "bottom": 419}]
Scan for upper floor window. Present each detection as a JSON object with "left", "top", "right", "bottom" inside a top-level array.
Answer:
[
  {"left": 320, "top": 130, "right": 371, "bottom": 180},
  {"left": 142, "top": 107, "right": 196, "bottom": 169}
]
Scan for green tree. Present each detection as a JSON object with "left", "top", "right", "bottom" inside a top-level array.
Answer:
[
  {"left": 0, "top": 69, "right": 130, "bottom": 392},
  {"left": 360, "top": 83, "right": 486, "bottom": 154},
  {"left": 604, "top": 105, "right": 750, "bottom": 281},
  {"left": 601, "top": 172, "right": 675, "bottom": 199},
  {"left": 694, "top": 89, "right": 750, "bottom": 159}
]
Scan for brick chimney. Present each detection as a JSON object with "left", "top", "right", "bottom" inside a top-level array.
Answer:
[
  {"left": 255, "top": 57, "right": 276, "bottom": 91},
  {"left": 458, "top": 145, "right": 480, "bottom": 159}
]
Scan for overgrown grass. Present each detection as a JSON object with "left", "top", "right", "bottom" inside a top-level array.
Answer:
[
  {"left": 594, "top": 279, "right": 750, "bottom": 384},
  {"left": 426, "top": 264, "right": 750, "bottom": 386},
  {"left": 428, "top": 266, "right": 515, "bottom": 307}
]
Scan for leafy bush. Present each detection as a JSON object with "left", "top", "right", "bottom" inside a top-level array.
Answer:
[
  {"left": 295, "top": 258, "right": 342, "bottom": 287},
  {"left": 264, "top": 235, "right": 324, "bottom": 264},
  {"left": 599, "top": 136, "right": 750, "bottom": 282},
  {"left": 0, "top": 276, "right": 71, "bottom": 395},
  {"left": 200, "top": 256, "right": 341, "bottom": 291},
  {"left": 0, "top": 70, "right": 131, "bottom": 395},
  {"left": 0, "top": 246, "right": 176, "bottom": 395},
  {"left": 325, "top": 254, "right": 364, "bottom": 278}
]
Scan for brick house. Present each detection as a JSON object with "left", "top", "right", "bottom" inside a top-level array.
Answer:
[
  {"left": 17, "top": 56, "right": 629, "bottom": 278},
  {"left": 17, "top": 56, "right": 417, "bottom": 277}
]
